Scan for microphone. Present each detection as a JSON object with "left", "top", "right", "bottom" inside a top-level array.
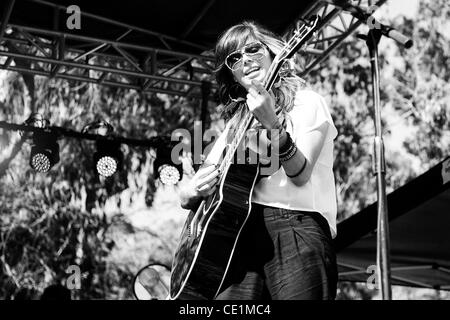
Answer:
[
  {"left": 378, "top": 25, "right": 413, "bottom": 49},
  {"left": 327, "top": 1, "right": 413, "bottom": 49}
]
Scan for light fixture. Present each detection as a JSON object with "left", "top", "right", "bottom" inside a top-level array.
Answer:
[
  {"left": 24, "top": 114, "right": 60, "bottom": 173},
  {"left": 94, "top": 139, "right": 122, "bottom": 177},
  {"left": 83, "top": 120, "right": 122, "bottom": 178},
  {"left": 154, "top": 146, "right": 183, "bottom": 185},
  {"left": 30, "top": 132, "right": 60, "bottom": 172}
]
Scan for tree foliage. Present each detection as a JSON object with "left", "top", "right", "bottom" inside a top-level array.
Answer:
[
  {"left": 0, "top": 45, "right": 206, "bottom": 298},
  {"left": 307, "top": 0, "right": 449, "bottom": 221}
]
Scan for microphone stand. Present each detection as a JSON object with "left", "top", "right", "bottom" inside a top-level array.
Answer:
[
  {"left": 346, "top": 4, "right": 413, "bottom": 300},
  {"left": 364, "top": 28, "right": 392, "bottom": 300}
]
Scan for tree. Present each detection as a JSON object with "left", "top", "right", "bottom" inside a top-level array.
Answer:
[
  {"left": 306, "top": 0, "right": 449, "bottom": 299},
  {"left": 0, "top": 39, "right": 207, "bottom": 298}
]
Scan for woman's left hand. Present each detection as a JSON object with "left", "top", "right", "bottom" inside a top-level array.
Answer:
[{"left": 246, "top": 80, "right": 279, "bottom": 130}]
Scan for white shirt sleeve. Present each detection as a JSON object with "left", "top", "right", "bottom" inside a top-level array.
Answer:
[{"left": 290, "top": 89, "right": 338, "bottom": 144}]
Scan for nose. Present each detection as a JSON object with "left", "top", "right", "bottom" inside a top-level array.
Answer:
[{"left": 242, "top": 53, "right": 254, "bottom": 66}]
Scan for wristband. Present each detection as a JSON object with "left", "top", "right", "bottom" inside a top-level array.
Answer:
[
  {"left": 277, "top": 131, "right": 293, "bottom": 155},
  {"left": 280, "top": 143, "right": 297, "bottom": 162},
  {"left": 286, "top": 157, "right": 307, "bottom": 178}
]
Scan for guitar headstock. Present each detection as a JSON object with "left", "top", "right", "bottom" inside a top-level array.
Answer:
[
  {"left": 262, "top": 15, "right": 320, "bottom": 90},
  {"left": 275, "top": 15, "right": 320, "bottom": 63}
]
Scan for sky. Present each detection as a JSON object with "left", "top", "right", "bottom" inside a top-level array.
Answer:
[{"left": 381, "top": 0, "right": 419, "bottom": 19}]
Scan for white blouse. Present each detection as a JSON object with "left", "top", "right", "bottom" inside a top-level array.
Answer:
[
  {"left": 251, "top": 89, "right": 338, "bottom": 238},
  {"left": 204, "top": 89, "right": 338, "bottom": 238}
]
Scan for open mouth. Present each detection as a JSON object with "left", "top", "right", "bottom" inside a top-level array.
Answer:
[{"left": 244, "top": 67, "right": 260, "bottom": 76}]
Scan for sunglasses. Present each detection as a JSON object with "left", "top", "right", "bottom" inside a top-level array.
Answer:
[{"left": 224, "top": 42, "right": 267, "bottom": 71}]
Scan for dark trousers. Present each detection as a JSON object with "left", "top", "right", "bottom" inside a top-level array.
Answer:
[{"left": 215, "top": 203, "right": 337, "bottom": 300}]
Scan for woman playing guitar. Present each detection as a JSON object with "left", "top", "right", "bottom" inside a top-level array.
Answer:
[{"left": 178, "top": 20, "right": 338, "bottom": 300}]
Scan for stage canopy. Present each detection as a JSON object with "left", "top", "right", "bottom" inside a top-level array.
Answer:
[
  {"left": 335, "top": 156, "right": 450, "bottom": 291},
  {"left": 0, "top": 0, "right": 385, "bottom": 98}
]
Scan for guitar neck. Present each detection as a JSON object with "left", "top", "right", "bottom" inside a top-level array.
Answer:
[
  {"left": 218, "top": 16, "right": 319, "bottom": 172},
  {"left": 263, "top": 57, "right": 283, "bottom": 92},
  {"left": 217, "top": 57, "right": 286, "bottom": 173}
]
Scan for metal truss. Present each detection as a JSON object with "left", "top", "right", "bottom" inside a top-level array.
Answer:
[
  {"left": 338, "top": 261, "right": 450, "bottom": 291},
  {"left": 283, "top": 0, "right": 387, "bottom": 77},
  {"left": 0, "top": 120, "right": 172, "bottom": 148},
  {"left": 0, "top": 0, "right": 387, "bottom": 99},
  {"left": 0, "top": 0, "right": 217, "bottom": 99}
]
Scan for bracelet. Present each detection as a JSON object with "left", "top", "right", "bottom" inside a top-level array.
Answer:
[
  {"left": 280, "top": 143, "right": 297, "bottom": 162},
  {"left": 277, "top": 131, "right": 293, "bottom": 155},
  {"left": 286, "top": 157, "right": 307, "bottom": 178}
]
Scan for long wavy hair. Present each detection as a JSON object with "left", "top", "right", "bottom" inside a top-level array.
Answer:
[{"left": 214, "top": 21, "right": 305, "bottom": 121}]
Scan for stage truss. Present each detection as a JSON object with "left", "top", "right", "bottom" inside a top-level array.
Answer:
[
  {"left": 0, "top": 0, "right": 386, "bottom": 101},
  {"left": 339, "top": 262, "right": 450, "bottom": 291}
]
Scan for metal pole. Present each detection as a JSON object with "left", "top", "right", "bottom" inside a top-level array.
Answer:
[
  {"left": 9, "top": 23, "right": 215, "bottom": 62},
  {"left": 365, "top": 29, "right": 392, "bottom": 300},
  {"left": 181, "top": 0, "right": 216, "bottom": 39},
  {"left": 0, "top": 120, "right": 170, "bottom": 148},
  {"left": 1, "top": 65, "right": 204, "bottom": 98},
  {"left": 0, "top": 50, "right": 205, "bottom": 86},
  {"left": 200, "top": 81, "right": 211, "bottom": 133},
  {"left": 29, "top": 0, "right": 208, "bottom": 51},
  {"left": 1, "top": 35, "right": 212, "bottom": 74},
  {"left": 0, "top": 0, "right": 15, "bottom": 42}
]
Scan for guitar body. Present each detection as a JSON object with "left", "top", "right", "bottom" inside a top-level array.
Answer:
[{"left": 169, "top": 163, "right": 259, "bottom": 300}]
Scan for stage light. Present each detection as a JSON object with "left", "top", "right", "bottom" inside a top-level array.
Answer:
[
  {"left": 94, "top": 139, "right": 122, "bottom": 177},
  {"left": 24, "top": 114, "right": 60, "bottom": 173},
  {"left": 154, "top": 146, "right": 182, "bottom": 185},
  {"left": 83, "top": 120, "right": 123, "bottom": 178},
  {"left": 29, "top": 133, "right": 60, "bottom": 173}
]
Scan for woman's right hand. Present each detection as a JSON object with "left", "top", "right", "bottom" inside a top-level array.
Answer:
[
  {"left": 180, "top": 164, "right": 221, "bottom": 209},
  {"left": 190, "top": 164, "right": 221, "bottom": 197}
]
